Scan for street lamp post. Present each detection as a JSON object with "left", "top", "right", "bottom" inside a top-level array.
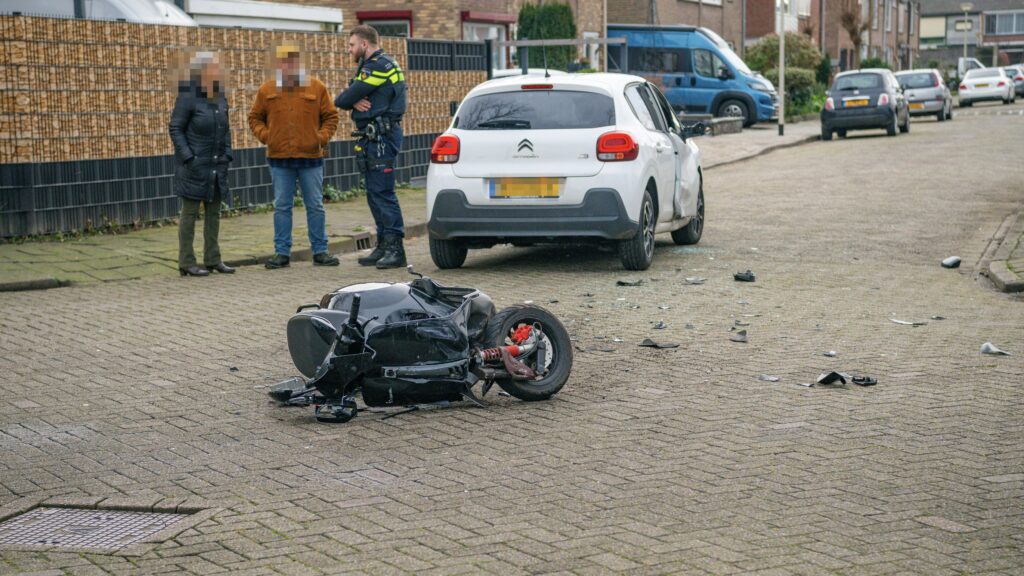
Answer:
[
  {"left": 778, "top": 0, "right": 785, "bottom": 136},
  {"left": 961, "top": 3, "right": 973, "bottom": 65}
]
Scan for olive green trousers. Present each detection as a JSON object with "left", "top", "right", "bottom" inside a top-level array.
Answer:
[{"left": 178, "top": 184, "right": 222, "bottom": 268}]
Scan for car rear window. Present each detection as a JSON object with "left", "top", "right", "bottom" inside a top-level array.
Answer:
[
  {"left": 455, "top": 90, "right": 615, "bottom": 130},
  {"left": 965, "top": 68, "right": 1000, "bottom": 79},
  {"left": 833, "top": 73, "right": 883, "bottom": 91},
  {"left": 897, "top": 72, "right": 936, "bottom": 89}
]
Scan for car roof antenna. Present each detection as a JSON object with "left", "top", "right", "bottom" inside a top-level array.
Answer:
[{"left": 536, "top": 7, "right": 550, "bottom": 78}]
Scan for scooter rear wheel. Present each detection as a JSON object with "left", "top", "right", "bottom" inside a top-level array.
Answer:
[{"left": 482, "top": 305, "right": 573, "bottom": 401}]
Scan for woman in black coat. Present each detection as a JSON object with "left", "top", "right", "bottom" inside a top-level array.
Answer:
[{"left": 168, "top": 51, "right": 234, "bottom": 276}]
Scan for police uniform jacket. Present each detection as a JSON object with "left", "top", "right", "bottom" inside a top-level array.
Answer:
[{"left": 335, "top": 49, "right": 407, "bottom": 128}]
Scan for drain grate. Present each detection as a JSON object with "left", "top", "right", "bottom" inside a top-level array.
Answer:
[{"left": 0, "top": 506, "right": 188, "bottom": 551}]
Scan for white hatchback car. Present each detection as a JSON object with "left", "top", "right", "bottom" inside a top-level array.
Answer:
[
  {"left": 959, "top": 67, "right": 1016, "bottom": 106},
  {"left": 425, "top": 73, "right": 706, "bottom": 271}
]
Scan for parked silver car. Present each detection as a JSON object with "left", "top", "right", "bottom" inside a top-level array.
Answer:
[
  {"left": 895, "top": 69, "right": 953, "bottom": 122},
  {"left": 1004, "top": 66, "right": 1024, "bottom": 98}
]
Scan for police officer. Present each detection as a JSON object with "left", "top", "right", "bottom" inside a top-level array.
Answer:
[{"left": 335, "top": 25, "right": 408, "bottom": 269}]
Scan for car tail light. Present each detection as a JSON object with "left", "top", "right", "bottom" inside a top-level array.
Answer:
[
  {"left": 933, "top": 75, "right": 941, "bottom": 87},
  {"left": 877, "top": 93, "right": 890, "bottom": 106},
  {"left": 1016, "top": 75, "right": 1024, "bottom": 81},
  {"left": 522, "top": 84, "right": 553, "bottom": 90},
  {"left": 597, "top": 131, "right": 638, "bottom": 162},
  {"left": 960, "top": 84, "right": 967, "bottom": 90},
  {"left": 824, "top": 97, "right": 834, "bottom": 111},
  {"left": 997, "top": 81, "right": 1007, "bottom": 87},
  {"left": 430, "top": 134, "right": 460, "bottom": 164}
]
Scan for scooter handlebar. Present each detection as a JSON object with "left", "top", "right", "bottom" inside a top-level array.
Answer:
[{"left": 348, "top": 294, "right": 361, "bottom": 326}]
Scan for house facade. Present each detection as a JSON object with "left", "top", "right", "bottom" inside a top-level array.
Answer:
[
  {"left": 920, "top": 0, "right": 1024, "bottom": 68},
  {"left": 607, "top": 0, "right": 744, "bottom": 53}
]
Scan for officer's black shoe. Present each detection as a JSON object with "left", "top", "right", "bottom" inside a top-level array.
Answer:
[
  {"left": 357, "top": 242, "right": 386, "bottom": 266},
  {"left": 375, "top": 236, "right": 407, "bottom": 269}
]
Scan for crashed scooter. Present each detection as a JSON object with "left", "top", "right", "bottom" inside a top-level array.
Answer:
[{"left": 268, "top": 267, "right": 573, "bottom": 423}]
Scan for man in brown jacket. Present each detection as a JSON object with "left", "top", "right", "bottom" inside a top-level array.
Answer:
[{"left": 248, "top": 44, "right": 340, "bottom": 268}]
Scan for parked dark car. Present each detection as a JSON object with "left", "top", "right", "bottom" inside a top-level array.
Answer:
[{"left": 820, "top": 69, "right": 910, "bottom": 140}]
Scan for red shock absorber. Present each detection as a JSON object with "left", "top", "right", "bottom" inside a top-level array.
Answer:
[{"left": 480, "top": 345, "right": 520, "bottom": 362}]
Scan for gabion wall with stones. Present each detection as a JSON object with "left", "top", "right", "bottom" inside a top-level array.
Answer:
[{"left": 0, "top": 16, "right": 487, "bottom": 237}]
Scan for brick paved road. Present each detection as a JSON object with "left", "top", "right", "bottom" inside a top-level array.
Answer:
[{"left": 1, "top": 110, "right": 1022, "bottom": 575}]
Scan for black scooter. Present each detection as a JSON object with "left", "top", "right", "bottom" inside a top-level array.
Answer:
[{"left": 268, "top": 267, "right": 573, "bottom": 423}]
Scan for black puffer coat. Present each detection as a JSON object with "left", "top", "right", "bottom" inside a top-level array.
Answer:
[{"left": 168, "top": 83, "right": 233, "bottom": 202}]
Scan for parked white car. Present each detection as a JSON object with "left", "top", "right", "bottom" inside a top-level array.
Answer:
[
  {"left": 425, "top": 73, "right": 706, "bottom": 271},
  {"left": 959, "top": 67, "right": 1016, "bottom": 107}
]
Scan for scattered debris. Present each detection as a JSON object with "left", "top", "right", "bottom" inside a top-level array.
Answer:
[
  {"left": 797, "top": 381, "right": 815, "bottom": 388},
  {"left": 816, "top": 371, "right": 849, "bottom": 385},
  {"left": 824, "top": 351, "right": 838, "bottom": 357},
  {"left": 576, "top": 345, "right": 616, "bottom": 353},
  {"left": 381, "top": 406, "right": 419, "bottom": 420},
  {"left": 498, "top": 391, "right": 511, "bottom": 397},
  {"left": 229, "top": 367, "right": 239, "bottom": 372},
  {"left": 851, "top": 376, "right": 877, "bottom": 387},
  {"left": 617, "top": 279, "right": 643, "bottom": 287},
  {"left": 734, "top": 320, "right": 750, "bottom": 327},
  {"left": 653, "top": 321, "right": 668, "bottom": 330},
  {"left": 941, "top": 256, "right": 961, "bottom": 269},
  {"left": 758, "top": 374, "right": 780, "bottom": 382},
  {"left": 684, "top": 277, "right": 706, "bottom": 285},
  {"left": 737, "top": 300, "right": 751, "bottom": 305},
  {"left": 658, "top": 305, "right": 671, "bottom": 310},
  {"left": 549, "top": 299, "right": 559, "bottom": 304},
  {"left": 734, "top": 270, "right": 756, "bottom": 282},
  {"left": 582, "top": 292, "right": 594, "bottom": 297},
  {"left": 523, "top": 300, "right": 534, "bottom": 304},
  {"left": 730, "top": 330, "right": 748, "bottom": 343},
  {"left": 930, "top": 315, "right": 945, "bottom": 320},
  {"left": 890, "top": 318, "right": 927, "bottom": 327},
  {"left": 612, "top": 338, "right": 624, "bottom": 343},
  {"left": 980, "top": 342, "right": 1010, "bottom": 356},
  {"left": 639, "top": 338, "right": 679, "bottom": 349},
  {"left": 685, "top": 323, "right": 696, "bottom": 329}
]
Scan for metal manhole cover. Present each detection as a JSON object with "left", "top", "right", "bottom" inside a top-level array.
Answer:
[{"left": 0, "top": 507, "right": 188, "bottom": 550}]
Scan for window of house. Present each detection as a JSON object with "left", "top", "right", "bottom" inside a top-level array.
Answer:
[
  {"left": 873, "top": 0, "right": 880, "bottom": 29},
  {"left": 910, "top": 4, "right": 916, "bottom": 35},
  {"left": 797, "top": 0, "right": 811, "bottom": 18},
  {"left": 463, "top": 22, "right": 507, "bottom": 68},
  {"left": 885, "top": 0, "right": 892, "bottom": 32},
  {"left": 898, "top": 4, "right": 904, "bottom": 33},
  {"left": 362, "top": 20, "right": 410, "bottom": 38}
]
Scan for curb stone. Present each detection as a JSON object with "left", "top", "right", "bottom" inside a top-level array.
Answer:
[{"left": 984, "top": 209, "right": 1024, "bottom": 292}]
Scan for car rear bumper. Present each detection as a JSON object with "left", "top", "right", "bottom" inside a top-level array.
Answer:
[
  {"left": 821, "top": 107, "right": 893, "bottom": 130},
  {"left": 960, "top": 87, "right": 1008, "bottom": 102},
  {"left": 428, "top": 188, "right": 638, "bottom": 241},
  {"left": 907, "top": 100, "right": 944, "bottom": 115}
]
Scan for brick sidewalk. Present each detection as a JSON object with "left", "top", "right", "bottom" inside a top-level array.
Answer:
[
  {"left": 0, "top": 123, "right": 820, "bottom": 291},
  {"left": 985, "top": 208, "right": 1024, "bottom": 292}
]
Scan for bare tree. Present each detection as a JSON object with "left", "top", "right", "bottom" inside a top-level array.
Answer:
[{"left": 840, "top": 0, "right": 873, "bottom": 68}]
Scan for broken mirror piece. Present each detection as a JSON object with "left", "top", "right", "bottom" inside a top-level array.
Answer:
[
  {"left": 890, "top": 318, "right": 927, "bottom": 326},
  {"left": 684, "top": 277, "right": 706, "bottom": 285},
  {"left": 851, "top": 376, "right": 877, "bottom": 386},
  {"left": 639, "top": 338, "right": 679, "bottom": 349},
  {"left": 941, "top": 256, "right": 961, "bottom": 269},
  {"left": 730, "top": 330, "right": 748, "bottom": 343},
  {"left": 734, "top": 270, "right": 756, "bottom": 282},
  {"left": 824, "top": 351, "right": 838, "bottom": 357},
  {"left": 797, "top": 381, "right": 815, "bottom": 388},
  {"left": 758, "top": 374, "right": 780, "bottom": 382},
  {"left": 816, "top": 371, "right": 849, "bottom": 385},
  {"left": 653, "top": 321, "right": 667, "bottom": 330},
  {"left": 930, "top": 315, "right": 945, "bottom": 320},
  {"left": 734, "top": 320, "right": 750, "bottom": 327},
  {"left": 980, "top": 342, "right": 1010, "bottom": 355},
  {"left": 617, "top": 279, "right": 643, "bottom": 287}
]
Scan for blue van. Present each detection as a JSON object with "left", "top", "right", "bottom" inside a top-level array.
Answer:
[{"left": 607, "top": 24, "right": 778, "bottom": 126}]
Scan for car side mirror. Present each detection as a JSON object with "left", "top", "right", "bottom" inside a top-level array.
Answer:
[
  {"left": 717, "top": 66, "right": 732, "bottom": 81},
  {"left": 680, "top": 122, "right": 709, "bottom": 139}
]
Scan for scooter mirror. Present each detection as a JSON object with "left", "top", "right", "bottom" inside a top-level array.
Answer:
[
  {"left": 407, "top": 264, "right": 423, "bottom": 278},
  {"left": 310, "top": 316, "right": 339, "bottom": 344}
]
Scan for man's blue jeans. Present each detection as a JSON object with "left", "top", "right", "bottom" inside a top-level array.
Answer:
[{"left": 271, "top": 165, "right": 328, "bottom": 256}]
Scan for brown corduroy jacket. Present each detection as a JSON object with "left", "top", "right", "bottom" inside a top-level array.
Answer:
[{"left": 247, "top": 77, "right": 339, "bottom": 159}]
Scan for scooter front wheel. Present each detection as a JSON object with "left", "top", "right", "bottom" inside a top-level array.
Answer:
[{"left": 482, "top": 305, "right": 573, "bottom": 401}]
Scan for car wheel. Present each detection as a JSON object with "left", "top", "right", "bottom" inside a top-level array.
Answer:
[
  {"left": 947, "top": 106, "right": 954, "bottom": 120},
  {"left": 886, "top": 112, "right": 898, "bottom": 137},
  {"left": 899, "top": 111, "right": 910, "bottom": 133},
  {"left": 837, "top": 129, "right": 847, "bottom": 139},
  {"left": 671, "top": 183, "right": 704, "bottom": 246},
  {"left": 619, "top": 189, "right": 655, "bottom": 271},
  {"left": 820, "top": 126, "right": 833, "bottom": 141},
  {"left": 717, "top": 99, "right": 751, "bottom": 127},
  {"left": 429, "top": 237, "right": 468, "bottom": 269},
  {"left": 936, "top": 107, "right": 946, "bottom": 122}
]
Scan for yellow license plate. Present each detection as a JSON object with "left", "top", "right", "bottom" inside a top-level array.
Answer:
[
  {"left": 489, "top": 177, "right": 562, "bottom": 198},
  {"left": 976, "top": 83, "right": 989, "bottom": 88},
  {"left": 845, "top": 99, "right": 869, "bottom": 107},
  {"left": 909, "top": 102, "right": 925, "bottom": 110}
]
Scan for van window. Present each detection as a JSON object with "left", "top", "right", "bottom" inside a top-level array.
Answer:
[
  {"left": 455, "top": 90, "right": 615, "bottom": 130},
  {"left": 694, "top": 49, "right": 726, "bottom": 78},
  {"left": 630, "top": 48, "right": 692, "bottom": 74},
  {"left": 625, "top": 85, "right": 658, "bottom": 131}
]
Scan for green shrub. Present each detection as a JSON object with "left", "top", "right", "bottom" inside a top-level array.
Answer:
[
  {"left": 517, "top": 2, "right": 577, "bottom": 71},
  {"left": 859, "top": 57, "right": 889, "bottom": 70},
  {"left": 763, "top": 67, "right": 817, "bottom": 106},
  {"left": 745, "top": 33, "right": 823, "bottom": 73},
  {"left": 816, "top": 52, "right": 832, "bottom": 86}
]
